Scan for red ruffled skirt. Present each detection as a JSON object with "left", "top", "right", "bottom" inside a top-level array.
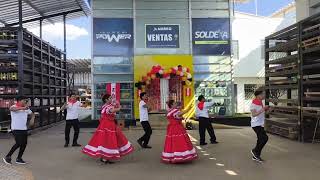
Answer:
[
  {"left": 82, "top": 116, "right": 134, "bottom": 160},
  {"left": 161, "top": 123, "right": 198, "bottom": 163}
]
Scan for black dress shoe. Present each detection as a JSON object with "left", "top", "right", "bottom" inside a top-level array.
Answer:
[
  {"left": 211, "top": 141, "right": 219, "bottom": 144},
  {"left": 72, "top": 143, "right": 82, "bottom": 147},
  {"left": 143, "top": 145, "right": 152, "bottom": 149},
  {"left": 100, "top": 158, "right": 115, "bottom": 164},
  {"left": 137, "top": 139, "right": 144, "bottom": 148},
  {"left": 200, "top": 143, "right": 208, "bottom": 146},
  {"left": 64, "top": 144, "right": 69, "bottom": 148}
]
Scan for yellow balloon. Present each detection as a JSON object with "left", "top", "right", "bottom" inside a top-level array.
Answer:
[
  {"left": 182, "top": 77, "right": 187, "bottom": 81},
  {"left": 186, "top": 80, "right": 192, "bottom": 86}
]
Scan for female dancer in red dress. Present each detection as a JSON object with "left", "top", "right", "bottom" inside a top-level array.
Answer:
[
  {"left": 161, "top": 100, "right": 198, "bottom": 163},
  {"left": 82, "top": 94, "right": 134, "bottom": 164}
]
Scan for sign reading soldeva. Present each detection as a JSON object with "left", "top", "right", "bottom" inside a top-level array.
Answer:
[
  {"left": 145, "top": 24, "right": 180, "bottom": 48},
  {"left": 192, "top": 18, "right": 230, "bottom": 55},
  {"left": 93, "top": 18, "right": 133, "bottom": 56}
]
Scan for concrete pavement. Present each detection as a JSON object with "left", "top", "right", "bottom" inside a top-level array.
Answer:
[{"left": 1, "top": 123, "right": 320, "bottom": 180}]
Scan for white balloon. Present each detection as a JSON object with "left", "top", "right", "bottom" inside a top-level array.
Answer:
[
  {"left": 187, "top": 73, "right": 192, "bottom": 79},
  {"left": 159, "top": 70, "right": 164, "bottom": 74},
  {"left": 182, "top": 67, "right": 187, "bottom": 72},
  {"left": 174, "top": 66, "right": 178, "bottom": 71}
]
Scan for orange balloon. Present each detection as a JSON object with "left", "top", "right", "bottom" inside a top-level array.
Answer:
[{"left": 151, "top": 74, "right": 156, "bottom": 79}]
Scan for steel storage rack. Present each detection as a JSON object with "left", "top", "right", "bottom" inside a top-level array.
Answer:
[
  {"left": 300, "top": 14, "right": 320, "bottom": 142},
  {"left": 265, "top": 12, "right": 320, "bottom": 142},
  {"left": 265, "top": 24, "right": 301, "bottom": 140},
  {"left": 0, "top": 27, "right": 67, "bottom": 130}
]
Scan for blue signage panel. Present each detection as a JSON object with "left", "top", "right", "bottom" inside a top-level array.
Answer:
[
  {"left": 145, "top": 24, "right": 180, "bottom": 48},
  {"left": 192, "top": 18, "right": 230, "bottom": 55},
  {"left": 93, "top": 18, "right": 133, "bottom": 56}
]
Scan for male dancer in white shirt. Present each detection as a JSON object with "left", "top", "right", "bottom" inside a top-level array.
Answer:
[
  {"left": 3, "top": 96, "right": 35, "bottom": 165},
  {"left": 196, "top": 95, "right": 218, "bottom": 146},
  {"left": 61, "top": 93, "right": 83, "bottom": 147},
  {"left": 137, "top": 92, "right": 152, "bottom": 149}
]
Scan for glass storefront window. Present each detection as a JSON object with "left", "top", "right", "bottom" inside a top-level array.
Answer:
[
  {"left": 93, "top": 64, "right": 133, "bottom": 74},
  {"left": 193, "top": 56, "right": 231, "bottom": 65},
  {"left": 194, "top": 64, "right": 231, "bottom": 73},
  {"left": 195, "top": 81, "right": 232, "bottom": 116},
  {"left": 194, "top": 73, "right": 232, "bottom": 81},
  {"left": 93, "top": 56, "right": 132, "bottom": 65},
  {"left": 93, "top": 83, "right": 134, "bottom": 120}
]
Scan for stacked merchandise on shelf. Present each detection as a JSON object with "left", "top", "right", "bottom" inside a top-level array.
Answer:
[
  {"left": 265, "top": 12, "right": 320, "bottom": 141},
  {"left": 0, "top": 27, "right": 67, "bottom": 129}
]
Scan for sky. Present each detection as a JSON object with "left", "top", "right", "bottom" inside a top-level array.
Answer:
[
  {"left": 234, "top": 0, "right": 294, "bottom": 16},
  {"left": 28, "top": 0, "right": 294, "bottom": 59}
]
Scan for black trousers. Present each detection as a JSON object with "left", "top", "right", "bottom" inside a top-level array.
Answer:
[
  {"left": 6, "top": 130, "right": 28, "bottom": 159},
  {"left": 65, "top": 119, "right": 80, "bottom": 145},
  {"left": 138, "top": 121, "right": 152, "bottom": 146},
  {"left": 252, "top": 126, "right": 268, "bottom": 156},
  {"left": 198, "top": 117, "right": 217, "bottom": 144}
]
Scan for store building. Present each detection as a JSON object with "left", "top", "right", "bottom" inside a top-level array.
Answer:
[
  {"left": 91, "top": 0, "right": 233, "bottom": 122},
  {"left": 296, "top": 0, "right": 320, "bottom": 21}
]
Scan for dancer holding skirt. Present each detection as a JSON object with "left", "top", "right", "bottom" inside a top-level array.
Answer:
[
  {"left": 161, "top": 100, "right": 198, "bottom": 163},
  {"left": 82, "top": 94, "right": 134, "bottom": 164}
]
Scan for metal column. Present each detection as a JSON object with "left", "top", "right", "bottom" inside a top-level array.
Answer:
[
  {"left": 18, "top": 0, "right": 24, "bottom": 96},
  {"left": 40, "top": 19, "right": 43, "bottom": 39}
]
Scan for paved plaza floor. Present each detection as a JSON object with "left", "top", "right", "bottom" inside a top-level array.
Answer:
[{"left": 1, "top": 123, "right": 320, "bottom": 180}]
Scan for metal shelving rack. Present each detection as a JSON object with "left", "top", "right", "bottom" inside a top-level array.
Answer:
[
  {"left": 265, "top": 24, "right": 301, "bottom": 140},
  {"left": 265, "top": 12, "right": 320, "bottom": 142},
  {"left": 0, "top": 27, "right": 67, "bottom": 130},
  {"left": 300, "top": 14, "right": 320, "bottom": 142}
]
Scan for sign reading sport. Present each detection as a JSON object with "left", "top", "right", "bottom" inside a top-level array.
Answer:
[
  {"left": 145, "top": 24, "right": 180, "bottom": 48},
  {"left": 192, "top": 18, "right": 230, "bottom": 55},
  {"left": 93, "top": 18, "right": 133, "bottom": 56}
]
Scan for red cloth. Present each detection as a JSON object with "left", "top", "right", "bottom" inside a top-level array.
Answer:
[
  {"left": 82, "top": 104, "right": 134, "bottom": 160},
  {"left": 15, "top": 102, "right": 24, "bottom": 107},
  {"left": 68, "top": 99, "right": 77, "bottom": 105},
  {"left": 197, "top": 101, "right": 204, "bottom": 110},
  {"left": 161, "top": 108, "right": 198, "bottom": 164},
  {"left": 252, "top": 99, "right": 263, "bottom": 107}
]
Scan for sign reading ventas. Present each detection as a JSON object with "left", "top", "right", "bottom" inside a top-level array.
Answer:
[
  {"left": 192, "top": 18, "right": 230, "bottom": 55},
  {"left": 93, "top": 18, "right": 133, "bottom": 56},
  {"left": 145, "top": 24, "right": 180, "bottom": 48}
]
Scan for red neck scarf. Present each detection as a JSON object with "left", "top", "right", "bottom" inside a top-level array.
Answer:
[
  {"left": 252, "top": 98, "right": 263, "bottom": 107},
  {"left": 68, "top": 99, "right": 77, "bottom": 105},
  {"left": 198, "top": 101, "right": 205, "bottom": 110},
  {"left": 16, "top": 102, "right": 24, "bottom": 107}
]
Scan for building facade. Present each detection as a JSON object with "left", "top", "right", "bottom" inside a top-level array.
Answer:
[
  {"left": 232, "top": 9, "right": 296, "bottom": 113},
  {"left": 91, "top": 0, "right": 233, "bottom": 121}
]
